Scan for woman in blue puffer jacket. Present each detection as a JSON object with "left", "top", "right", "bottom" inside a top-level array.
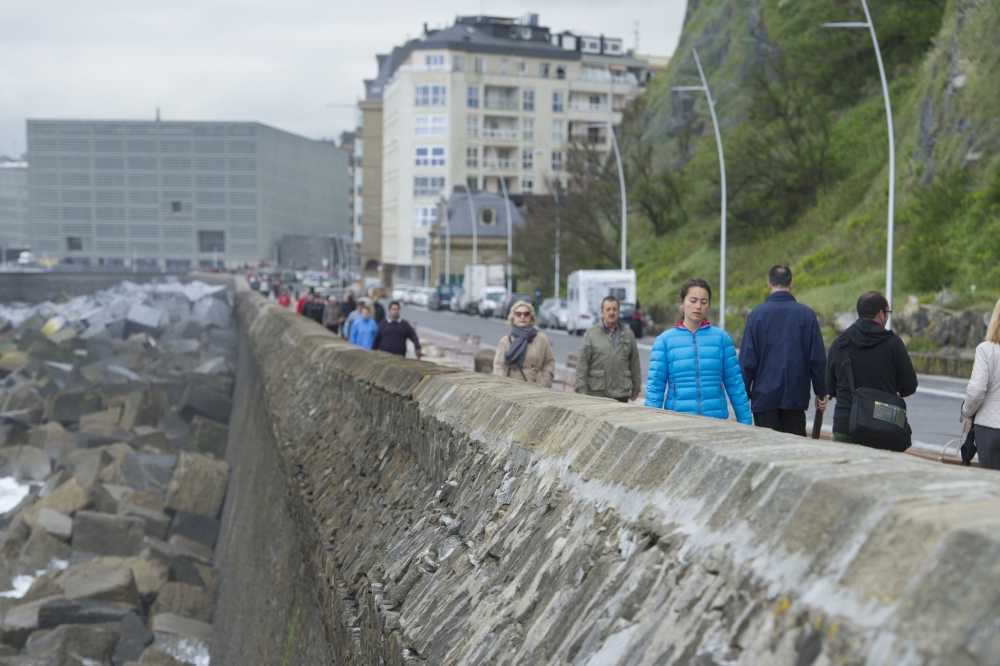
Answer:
[{"left": 644, "top": 278, "right": 752, "bottom": 424}]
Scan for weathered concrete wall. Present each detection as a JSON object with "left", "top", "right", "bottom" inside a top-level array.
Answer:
[{"left": 229, "top": 291, "right": 1000, "bottom": 665}]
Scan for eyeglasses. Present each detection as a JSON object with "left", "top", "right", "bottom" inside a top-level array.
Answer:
[{"left": 513, "top": 311, "right": 531, "bottom": 317}]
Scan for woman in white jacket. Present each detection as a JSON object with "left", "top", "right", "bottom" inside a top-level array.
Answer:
[{"left": 962, "top": 299, "right": 1000, "bottom": 470}]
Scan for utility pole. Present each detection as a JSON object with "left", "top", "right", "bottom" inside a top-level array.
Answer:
[
  {"left": 672, "top": 49, "right": 727, "bottom": 330},
  {"left": 824, "top": 0, "right": 896, "bottom": 328}
]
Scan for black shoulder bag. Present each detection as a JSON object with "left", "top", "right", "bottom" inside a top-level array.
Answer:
[{"left": 841, "top": 339, "right": 912, "bottom": 452}]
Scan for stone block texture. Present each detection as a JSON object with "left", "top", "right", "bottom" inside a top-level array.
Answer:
[{"left": 222, "top": 291, "right": 1000, "bottom": 665}]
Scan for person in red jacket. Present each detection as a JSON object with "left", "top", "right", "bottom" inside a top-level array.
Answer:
[{"left": 277, "top": 290, "right": 291, "bottom": 308}]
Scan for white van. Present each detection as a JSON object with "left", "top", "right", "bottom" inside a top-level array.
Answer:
[{"left": 566, "top": 270, "right": 637, "bottom": 335}]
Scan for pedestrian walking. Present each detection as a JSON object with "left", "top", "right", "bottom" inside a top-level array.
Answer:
[
  {"left": 373, "top": 301, "right": 422, "bottom": 359},
  {"left": 296, "top": 291, "right": 306, "bottom": 314},
  {"left": 349, "top": 305, "right": 379, "bottom": 349},
  {"left": 739, "top": 266, "right": 828, "bottom": 436},
  {"left": 308, "top": 293, "right": 325, "bottom": 324},
  {"left": 575, "top": 296, "right": 641, "bottom": 402},
  {"left": 961, "top": 298, "right": 1000, "bottom": 469},
  {"left": 493, "top": 301, "right": 555, "bottom": 387},
  {"left": 340, "top": 293, "right": 356, "bottom": 338},
  {"left": 644, "top": 278, "right": 752, "bottom": 424},
  {"left": 826, "top": 291, "right": 918, "bottom": 451},
  {"left": 322, "top": 296, "right": 342, "bottom": 334},
  {"left": 277, "top": 289, "right": 291, "bottom": 308},
  {"left": 373, "top": 300, "right": 386, "bottom": 324}
]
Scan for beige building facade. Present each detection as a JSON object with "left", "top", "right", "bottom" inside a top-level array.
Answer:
[{"left": 370, "top": 15, "right": 652, "bottom": 286}]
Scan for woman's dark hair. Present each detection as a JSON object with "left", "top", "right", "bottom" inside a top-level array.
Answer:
[{"left": 679, "top": 278, "right": 712, "bottom": 303}]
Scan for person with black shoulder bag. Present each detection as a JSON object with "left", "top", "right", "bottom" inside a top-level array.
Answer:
[
  {"left": 961, "top": 298, "right": 1000, "bottom": 469},
  {"left": 826, "top": 291, "right": 918, "bottom": 452}
]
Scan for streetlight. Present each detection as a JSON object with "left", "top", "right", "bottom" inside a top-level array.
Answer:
[
  {"left": 487, "top": 147, "right": 514, "bottom": 295},
  {"left": 462, "top": 183, "right": 478, "bottom": 303},
  {"left": 527, "top": 147, "right": 562, "bottom": 300},
  {"left": 672, "top": 48, "right": 727, "bottom": 330},
  {"left": 824, "top": 0, "right": 896, "bottom": 329},
  {"left": 437, "top": 192, "right": 450, "bottom": 285},
  {"left": 582, "top": 119, "right": 628, "bottom": 272}
]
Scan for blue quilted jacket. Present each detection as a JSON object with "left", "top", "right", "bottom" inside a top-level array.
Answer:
[{"left": 644, "top": 322, "right": 752, "bottom": 424}]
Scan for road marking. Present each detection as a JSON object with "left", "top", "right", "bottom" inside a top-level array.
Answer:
[{"left": 914, "top": 387, "right": 966, "bottom": 400}]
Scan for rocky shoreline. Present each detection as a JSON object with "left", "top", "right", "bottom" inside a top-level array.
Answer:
[{"left": 0, "top": 279, "right": 235, "bottom": 666}]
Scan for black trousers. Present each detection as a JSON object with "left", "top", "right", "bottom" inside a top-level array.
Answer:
[
  {"left": 976, "top": 424, "right": 1000, "bottom": 470},
  {"left": 753, "top": 409, "right": 807, "bottom": 437}
]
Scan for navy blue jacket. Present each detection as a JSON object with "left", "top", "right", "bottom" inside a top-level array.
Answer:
[{"left": 738, "top": 291, "right": 827, "bottom": 412}]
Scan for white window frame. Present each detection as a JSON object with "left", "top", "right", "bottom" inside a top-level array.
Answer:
[
  {"left": 413, "top": 237, "right": 429, "bottom": 259},
  {"left": 552, "top": 91, "right": 564, "bottom": 112},
  {"left": 540, "top": 63, "right": 550, "bottom": 78},
  {"left": 414, "top": 146, "right": 446, "bottom": 167},
  {"left": 475, "top": 57, "right": 485, "bottom": 73},
  {"left": 426, "top": 54, "right": 445, "bottom": 67},
  {"left": 551, "top": 120, "right": 564, "bottom": 142},
  {"left": 414, "top": 176, "right": 446, "bottom": 197},
  {"left": 466, "top": 147, "right": 478, "bottom": 168},
  {"left": 522, "top": 149, "right": 534, "bottom": 170},
  {"left": 522, "top": 119, "right": 534, "bottom": 141},
  {"left": 522, "top": 89, "right": 535, "bottom": 112},
  {"left": 467, "top": 86, "right": 479, "bottom": 108},
  {"left": 413, "top": 205, "right": 438, "bottom": 229},
  {"left": 522, "top": 178, "right": 534, "bottom": 193},
  {"left": 551, "top": 151, "right": 564, "bottom": 171},
  {"left": 415, "top": 115, "right": 447, "bottom": 137},
  {"left": 466, "top": 115, "right": 478, "bottom": 138},
  {"left": 415, "top": 84, "right": 447, "bottom": 106}
]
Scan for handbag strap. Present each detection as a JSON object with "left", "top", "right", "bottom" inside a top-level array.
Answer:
[{"left": 840, "top": 337, "right": 857, "bottom": 394}]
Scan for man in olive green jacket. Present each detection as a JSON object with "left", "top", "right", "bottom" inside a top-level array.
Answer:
[{"left": 575, "top": 296, "right": 642, "bottom": 402}]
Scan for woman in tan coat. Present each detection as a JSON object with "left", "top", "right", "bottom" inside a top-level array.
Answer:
[{"left": 493, "top": 300, "right": 556, "bottom": 387}]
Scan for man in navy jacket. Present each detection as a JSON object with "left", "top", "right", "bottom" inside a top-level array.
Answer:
[{"left": 739, "top": 266, "right": 827, "bottom": 436}]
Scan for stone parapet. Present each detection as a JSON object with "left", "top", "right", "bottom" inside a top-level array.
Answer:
[{"left": 232, "top": 291, "right": 1000, "bottom": 665}]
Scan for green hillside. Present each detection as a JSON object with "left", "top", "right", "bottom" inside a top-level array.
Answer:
[{"left": 619, "top": 0, "right": 1000, "bottom": 324}]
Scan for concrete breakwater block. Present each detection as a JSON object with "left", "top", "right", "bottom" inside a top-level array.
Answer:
[
  {"left": 177, "top": 383, "right": 232, "bottom": 424},
  {"left": 165, "top": 452, "right": 229, "bottom": 518},
  {"left": 72, "top": 511, "right": 146, "bottom": 557}
]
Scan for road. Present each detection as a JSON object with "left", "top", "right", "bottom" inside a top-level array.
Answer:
[{"left": 399, "top": 304, "right": 969, "bottom": 452}]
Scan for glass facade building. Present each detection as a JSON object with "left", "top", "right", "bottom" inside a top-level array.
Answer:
[{"left": 25, "top": 120, "right": 349, "bottom": 268}]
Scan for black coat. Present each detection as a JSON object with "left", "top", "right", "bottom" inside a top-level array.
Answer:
[{"left": 826, "top": 318, "right": 918, "bottom": 434}]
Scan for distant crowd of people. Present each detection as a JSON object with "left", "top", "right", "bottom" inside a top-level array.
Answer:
[{"left": 272, "top": 265, "right": 1000, "bottom": 468}]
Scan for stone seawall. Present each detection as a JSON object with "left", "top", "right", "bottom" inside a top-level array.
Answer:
[{"left": 229, "top": 291, "right": 1000, "bottom": 665}]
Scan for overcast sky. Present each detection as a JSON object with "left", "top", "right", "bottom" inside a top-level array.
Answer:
[{"left": 0, "top": 0, "right": 687, "bottom": 157}]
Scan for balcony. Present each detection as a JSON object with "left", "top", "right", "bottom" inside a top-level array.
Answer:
[
  {"left": 398, "top": 63, "right": 451, "bottom": 73},
  {"left": 573, "top": 69, "right": 640, "bottom": 86},
  {"left": 484, "top": 158, "right": 517, "bottom": 170},
  {"left": 484, "top": 97, "right": 518, "bottom": 111},
  {"left": 568, "top": 101, "right": 609, "bottom": 112},
  {"left": 482, "top": 128, "right": 519, "bottom": 140}
]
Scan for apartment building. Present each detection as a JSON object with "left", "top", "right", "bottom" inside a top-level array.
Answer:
[
  {"left": 24, "top": 119, "right": 349, "bottom": 269},
  {"left": 367, "top": 14, "right": 651, "bottom": 286},
  {"left": 0, "top": 159, "right": 29, "bottom": 252}
]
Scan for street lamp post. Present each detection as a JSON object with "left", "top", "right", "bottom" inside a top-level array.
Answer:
[
  {"left": 584, "top": 120, "right": 628, "bottom": 272},
  {"left": 462, "top": 184, "right": 478, "bottom": 303},
  {"left": 672, "top": 49, "right": 728, "bottom": 330},
  {"left": 824, "top": 0, "right": 896, "bottom": 329},
  {"left": 528, "top": 147, "right": 562, "bottom": 300},
  {"left": 487, "top": 147, "right": 514, "bottom": 295}
]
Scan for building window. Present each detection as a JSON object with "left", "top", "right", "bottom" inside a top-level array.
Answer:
[
  {"left": 453, "top": 55, "right": 466, "bottom": 71},
  {"left": 518, "top": 60, "right": 526, "bottom": 74},
  {"left": 475, "top": 57, "right": 485, "bottom": 73},
  {"left": 414, "top": 176, "right": 445, "bottom": 197},
  {"left": 170, "top": 201, "right": 183, "bottom": 214},
  {"left": 466, "top": 116, "right": 478, "bottom": 138},
  {"left": 552, "top": 121, "right": 564, "bottom": 142},
  {"left": 522, "top": 90, "right": 535, "bottom": 111},
  {"left": 522, "top": 149, "right": 534, "bottom": 170},
  {"left": 66, "top": 237, "right": 83, "bottom": 251},
  {"left": 467, "top": 86, "right": 479, "bottom": 108},
  {"left": 500, "top": 59, "right": 507, "bottom": 75},
  {"left": 413, "top": 238, "right": 429, "bottom": 259},
  {"left": 198, "top": 230, "right": 225, "bottom": 253},
  {"left": 415, "top": 85, "right": 447, "bottom": 106},
  {"left": 552, "top": 92, "right": 564, "bottom": 112},
  {"left": 540, "top": 63, "right": 550, "bottom": 78},
  {"left": 413, "top": 206, "right": 438, "bottom": 228},
  {"left": 466, "top": 176, "right": 478, "bottom": 191},
  {"left": 480, "top": 206, "right": 496, "bottom": 227},
  {"left": 523, "top": 119, "right": 534, "bottom": 140},
  {"left": 415, "top": 147, "right": 429, "bottom": 166},
  {"left": 415, "top": 115, "right": 446, "bottom": 136},
  {"left": 466, "top": 147, "right": 478, "bottom": 167},
  {"left": 556, "top": 65, "right": 567, "bottom": 79},
  {"left": 522, "top": 178, "right": 534, "bottom": 193},
  {"left": 413, "top": 147, "right": 444, "bottom": 167},
  {"left": 426, "top": 54, "right": 444, "bottom": 67},
  {"left": 551, "top": 151, "right": 564, "bottom": 171}
]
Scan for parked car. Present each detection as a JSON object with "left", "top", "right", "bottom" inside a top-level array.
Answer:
[
  {"left": 391, "top": 286, "right": 408, "bottom": 302},
  {"left": 478, "top": 287, "right": 506, "bottom": 318},
  {"left": 498, "top": 293, "right": 535, "bottom": 320},
  {"left": 450, "top": 288, "right": 470, "bottom": 313},
  {"left": 537, "top": 298, "right": 567, "bottom": 329},
  {"left": 430, "top": 283, "right": 457, "bottom": 310},
  {"left": 619, "top": 302, "right": 652, "bottom": 339}
]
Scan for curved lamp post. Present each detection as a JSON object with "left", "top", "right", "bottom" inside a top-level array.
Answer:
[
  {"left": 824, "top": 0, "right": 896, "bottom": 328},
  {"left": 672, "top": 48, "right": 727, "bottom": 330},
  {"left": 528, "top": 147, "right": 562, "bottom": 300},
  {"left": 487, "top": 147, "right": 514, "bottom": 295}
]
